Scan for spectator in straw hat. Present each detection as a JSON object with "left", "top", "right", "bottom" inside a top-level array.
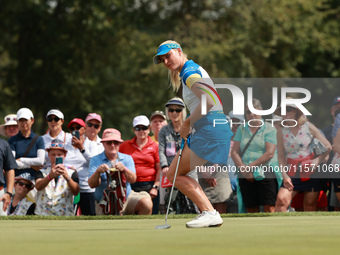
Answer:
[
  {"left": 88, "top": 128, "right": 152, "bottom": 215},
  {"left": 7, "top": 173, "right": 35, "bottom": 215},
  {"left": 0, "top": 114, "right": 19, "bottom": 139},
  {"left": 35, "top": 139, "right": 79, "bottom": 216}
]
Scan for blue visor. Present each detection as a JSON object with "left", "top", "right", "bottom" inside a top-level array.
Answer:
[{"left": 153, "top": 43, "right": 181, "bottom": 64}]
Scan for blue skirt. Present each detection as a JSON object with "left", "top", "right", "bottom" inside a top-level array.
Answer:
[{"left": 190, "top": 111, "right": 233, "bottom": 164}]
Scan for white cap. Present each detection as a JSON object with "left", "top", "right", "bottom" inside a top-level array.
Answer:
[
  {"left": 17, "top": 108, "right": 34, "bottom": 120},
  {"left": 228, "top": 110, "right": 244, "bottom": 122},
  {"left": 133, "top": 115, "right": 150, "bottom": 127},
  {"left": 46, "top": 109, "right": 64, "bottom": 119}
]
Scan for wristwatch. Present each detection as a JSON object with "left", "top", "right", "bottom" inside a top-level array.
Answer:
[
  {"left": 152, "top": 185, "right": 159, "bottom": 190},
  {"left": 6, "top": 191, "right": 13, "bottom": 198},
  {"left": 80, "top": 148, "right": 85, "bottom": 153}
]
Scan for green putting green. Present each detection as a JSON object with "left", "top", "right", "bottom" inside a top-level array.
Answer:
[{"left": 1, "top": 214, "right": 340, "bottom": 255}]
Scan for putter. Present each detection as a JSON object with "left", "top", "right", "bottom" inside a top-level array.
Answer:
[{"left": 155, "top": 138, "right": 185, "bottom": 230}]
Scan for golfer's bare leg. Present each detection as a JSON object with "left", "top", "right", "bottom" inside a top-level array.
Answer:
[{"left": 167, "top": 144, "right": 214, "bottom": 212}]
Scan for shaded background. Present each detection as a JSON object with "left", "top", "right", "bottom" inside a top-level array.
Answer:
[{"left": 0, "top": 0, "right": 339, "bottom": 139}]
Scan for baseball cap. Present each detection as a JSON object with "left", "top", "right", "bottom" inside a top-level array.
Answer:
[
  {"left": 46, "top": 109, "right": 64, "bottom": 119},
  {"left": 46, "top": 138, "right": 68, "bottom": 153},
  {"left": 17, "top": 108, "right": 34, "bottom": 120},
  {"left": 150, "top": 111, "right": 166, "bottom": 121},
  {"left": 133, "top": 115, "right": 150, "bottom": 127},
  {"left": 67, "top": 118, "right": 85, "bottom": 129},
  {"left": 85, "top": 113, "right": 102, "bottom": 123},
  {"left": 153, "top": 43, "right": 182, "bottom": 64},
  {"left": 101, "top": 128, "right": 124, "bottom": 143},
  {"left": 332, "top": 96, "right": 340, "bottom": 107}
]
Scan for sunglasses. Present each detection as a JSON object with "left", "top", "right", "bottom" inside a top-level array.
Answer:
[
  {"left": 87, "top": 122, "right": 101, "bottom": 129},
  {"left": 47, "top": 116, "right": 61, "bottom": 122},
  {"left": 134, "top": 126, "right": 148, "bottom": 131},
  {"left": 69, "top": 126, "right": 82, "bottom": 131},
  {"left": 105, "top": 141, "right": 121, "bottom": 145},
  {"left": 6, "top": 116, "right": 17, "bottom": 122},
  {"left": 50, "top": 142, "right": 64, "bottom": 148},
  {"left": 286, "top": 106, "right": 295, "bottom": 112},
  {"left": 17, "top": 181, "right": 32, "bottom": 189},
  {"left": 168, "top": 108, "right": 183, "bottom": 113}
]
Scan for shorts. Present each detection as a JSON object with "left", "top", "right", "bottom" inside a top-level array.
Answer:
[
  {"left": 239, "top": 178, "right": 278, "bottom": 208},
  {"left": 190, "top": 111, "right": 233, "bottom": 164},
  {"left": 289, "top": 178, "right": 322, "bottom": 192},
  {"left": 121, "top": 190, "right": 151, "bottom": 215}
]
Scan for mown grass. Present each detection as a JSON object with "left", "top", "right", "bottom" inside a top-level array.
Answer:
[{"left": 1, "top": 212, "right": 340, "bottom": 255}]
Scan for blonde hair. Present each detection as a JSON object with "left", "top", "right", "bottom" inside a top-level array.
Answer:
[{"left": 159, "top": 40, "right": 187, "bottom": 92}]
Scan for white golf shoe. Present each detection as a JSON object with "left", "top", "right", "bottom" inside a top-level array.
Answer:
[{"left": 186, "top": 210, "right": 223, "bottom": 228}]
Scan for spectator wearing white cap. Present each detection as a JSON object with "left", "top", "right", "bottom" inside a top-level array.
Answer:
[
  {"left": 8, "top": 108, "right": 45, "bottom": 178},
  {"left": 119, "top": 115, "right": 161, "bottom": 214},
  {"left": 42, "top": 109, "right": 72, "bottom": 165},
  {"left": 149, "top": 111, "right": 167, "bottom": 143},
  {"left": 0, "top": 114, "right": 19, "bottom": 139}
]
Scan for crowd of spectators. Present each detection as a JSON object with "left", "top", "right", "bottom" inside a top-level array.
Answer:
[{"left": 0, "top": 95, "right": 339, "bottom": 216}]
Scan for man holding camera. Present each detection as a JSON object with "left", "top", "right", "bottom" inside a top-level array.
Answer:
[
  {"left": 34, "top": 139, "right": 80, "bottom": 216},
  {"left": 88, "top": 128, "right": 152, "bottom": 215}
]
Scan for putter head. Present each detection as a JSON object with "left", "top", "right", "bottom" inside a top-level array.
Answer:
[{"left": 155, "top": 224, "right": 171, "bottom": 230}]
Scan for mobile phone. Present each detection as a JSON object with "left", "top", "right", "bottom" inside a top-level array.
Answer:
[
  {"left": 55, "top": 156, "right": 63, "bottom": 165},
  {"left": 71, "top": 130, "right": 80, "bottom": 140}
]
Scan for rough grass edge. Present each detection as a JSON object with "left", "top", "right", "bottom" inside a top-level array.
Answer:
[{"left": 1, "top": 211, "right": 340, "bottom": 220}]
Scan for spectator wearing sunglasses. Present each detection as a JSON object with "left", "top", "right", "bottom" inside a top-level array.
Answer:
[
  {"left": 62, "top": 118, "right": 94, "bottom": 215},
  {"left": 0, "top": 114, "right": 19, "bottom": 139},
  {"left": 42, "top": 109, "right": 72, "bottom": 165},
  {"left": 68, "top": 113, "right": 105, "bottom": 215},
  {"left": 35, "top": 139, "right": 79, "bottom": 216},
  {"left": 158, "top": 97, "right": 199, "bottom": 214},
  {"left": 149, "top": 111, "right": 167, "bottom": 143},
  {"left": 7, "top": 173, "right": 35, "bottom": 215},
  {"left": 8, "top": 108, "right": 45, "bottom": 178},
  {"left": 119, "top": 115, "right": 161, "bottom": 214}
]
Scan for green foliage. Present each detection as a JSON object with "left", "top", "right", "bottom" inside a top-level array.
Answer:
[{"left": 0, "top": 0, "right": 339, "bottom": 136}]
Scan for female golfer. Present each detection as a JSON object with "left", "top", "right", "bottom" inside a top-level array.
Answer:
[{"left": 153, "top": 40, "right": 233, "bottom": 228}]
